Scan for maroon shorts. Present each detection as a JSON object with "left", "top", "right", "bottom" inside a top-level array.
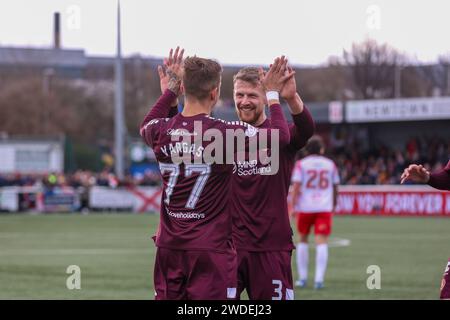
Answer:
[
  {"left": 154, "top": 247, "right": 237, "bottom": 300},
  {"left": 296, "top": 212, "right": 332, "bottom": 236},
  {"left": 440, "top": 258, "right": 450, "bottom": 300},
  {"left": 237, "top": 250, "right": 294, "bottom": 300}
]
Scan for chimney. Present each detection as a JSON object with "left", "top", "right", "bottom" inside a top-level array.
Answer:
[{"left": 53, "top": 12, "right": 60, "bottom": 49}]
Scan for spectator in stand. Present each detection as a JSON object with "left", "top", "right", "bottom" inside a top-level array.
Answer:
[
  {"left": 325, "top": 133, "right": 448, "bottom": 186},
  {"left": 0, "top": 170, "right": 162, "bottom": 188}
]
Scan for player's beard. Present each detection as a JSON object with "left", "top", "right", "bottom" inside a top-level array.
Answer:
[{"left": 237, "top": 105, "right": 263, "bottom": 126}]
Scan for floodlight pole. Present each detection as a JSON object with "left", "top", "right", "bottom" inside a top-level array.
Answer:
[{"left": 114, "top": 0, "right": 125, "bottom": 179}]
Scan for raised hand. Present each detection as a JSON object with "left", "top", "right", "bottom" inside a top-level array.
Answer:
[
  {"left": 280, "top": 64, "right": 304, "bottom": 114},
  {"left": 400, "top": 164, "right": 430, "bottom": 184},
  {"left": 157, "top": 46, "right": 184, "bottom": 96},
  {"left": 280, "top": 65, "right": 297, "bottom": 101},
  {"left": 259, "top": 56, "right": 295, "bottom": 93},
  {"left": 157, "top": 65, "right": 170, "bottom": 94}
]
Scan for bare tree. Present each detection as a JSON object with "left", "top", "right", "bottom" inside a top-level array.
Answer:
[
  {"left": 414, "top": 54, "right": 450, "bottom": 96},
  {"left": 341, "top": 39, "right": 407, "bottom": 99},
  {"left": 0, "top": 75, "right": 114, "bottom": 143}
]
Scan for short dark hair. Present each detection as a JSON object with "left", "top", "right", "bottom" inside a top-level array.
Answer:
[
  {"left": 306, "top": 135, "right": 325, "bottom": 155},
  {"left": 183, "top": 56, "right": 222, "bottom": 100},
  {"left": 233, "top": 67, "right": 260, "bottom": 86}
]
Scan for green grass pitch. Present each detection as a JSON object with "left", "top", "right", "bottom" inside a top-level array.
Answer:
[{"left": 0, "top": 213, "right": 448, "bottom": 299}]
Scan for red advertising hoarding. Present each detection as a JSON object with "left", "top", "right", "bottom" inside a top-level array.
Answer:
[{"left": 335, "top": 186, "right": 450, "bottom": 216}]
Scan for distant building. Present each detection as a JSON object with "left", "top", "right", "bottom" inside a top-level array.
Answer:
[
  {"left": 0, "top": 136, "right": 64, "bottom": 174},
  {"left": 0, "top": 46, "right": 86, "bottom": 78}
]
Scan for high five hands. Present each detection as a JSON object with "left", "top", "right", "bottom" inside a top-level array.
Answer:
[
  {"left": 259, "top": 56, "right": 296, "bottom": 94},
  {"left": 158, "top": 46, "right": 185, "bottom": 97}
]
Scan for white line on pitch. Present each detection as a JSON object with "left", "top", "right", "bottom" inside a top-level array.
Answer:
[{"left": 328, "top": 237, "right": 351, "bottom": 248}]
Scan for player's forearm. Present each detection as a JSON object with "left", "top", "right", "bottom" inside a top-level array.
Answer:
[
  {"left": 268, "top": 103, "right": 290, "bottom": 146},
  {"left": 167, "top": 86, "right": 180, "bottom": 110},
  {"left": 140, "top": 89, "right": 177, "bottom": 130},
  {"left": 292, "top": 196, "right": 298, "bottom": 210},
  {"left": 333, "top": 186, "right": 338, "bottom": 210},
  {"left": 292, "top": 105, "right": 314, "bottom": 136},
  {"left": 428, "top": 170, "right": 450, "bottom": 191},
  {"left": 291, "top": 184, "right": 300, "bottom": 209},
  {"left": 289, "top": 105, "right": 315, "bottom": 149},
  {"left": 285, "top": 93, "right": 304, "bottom": 115}
]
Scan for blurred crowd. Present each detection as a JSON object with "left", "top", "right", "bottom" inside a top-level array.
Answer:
[
  {"left": 327, "top": 135, "right": 449, "bottom": 185},
  {"left": 1, "top": 136, "right": 448, "bottom": 188},
  {"left": 0, "top": 169, "right": 161, "bottom": 188}
]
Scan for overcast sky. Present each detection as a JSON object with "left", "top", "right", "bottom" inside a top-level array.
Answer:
[{"left": 0, "top": 0, "right": 449, "bottom": 66}]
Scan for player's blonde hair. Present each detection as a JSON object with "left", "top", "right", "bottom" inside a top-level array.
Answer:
[{"left": 233, "top": 67, "right": 261, "bottom": 86}]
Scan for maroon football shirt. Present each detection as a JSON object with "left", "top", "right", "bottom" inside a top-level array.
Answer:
[
  {"left": 140, "top": 90, "right": 290, "bottom": 253},
  {"left": 231, "top": 108, "right": 314, "bottom": 251},
  {"left": 428, "top": 160, "right": 450, "bottom": 191}
]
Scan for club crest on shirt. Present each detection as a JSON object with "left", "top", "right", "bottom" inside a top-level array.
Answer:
[{"left": 245, "top": 125, "right": 258, "bottom": 137}]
